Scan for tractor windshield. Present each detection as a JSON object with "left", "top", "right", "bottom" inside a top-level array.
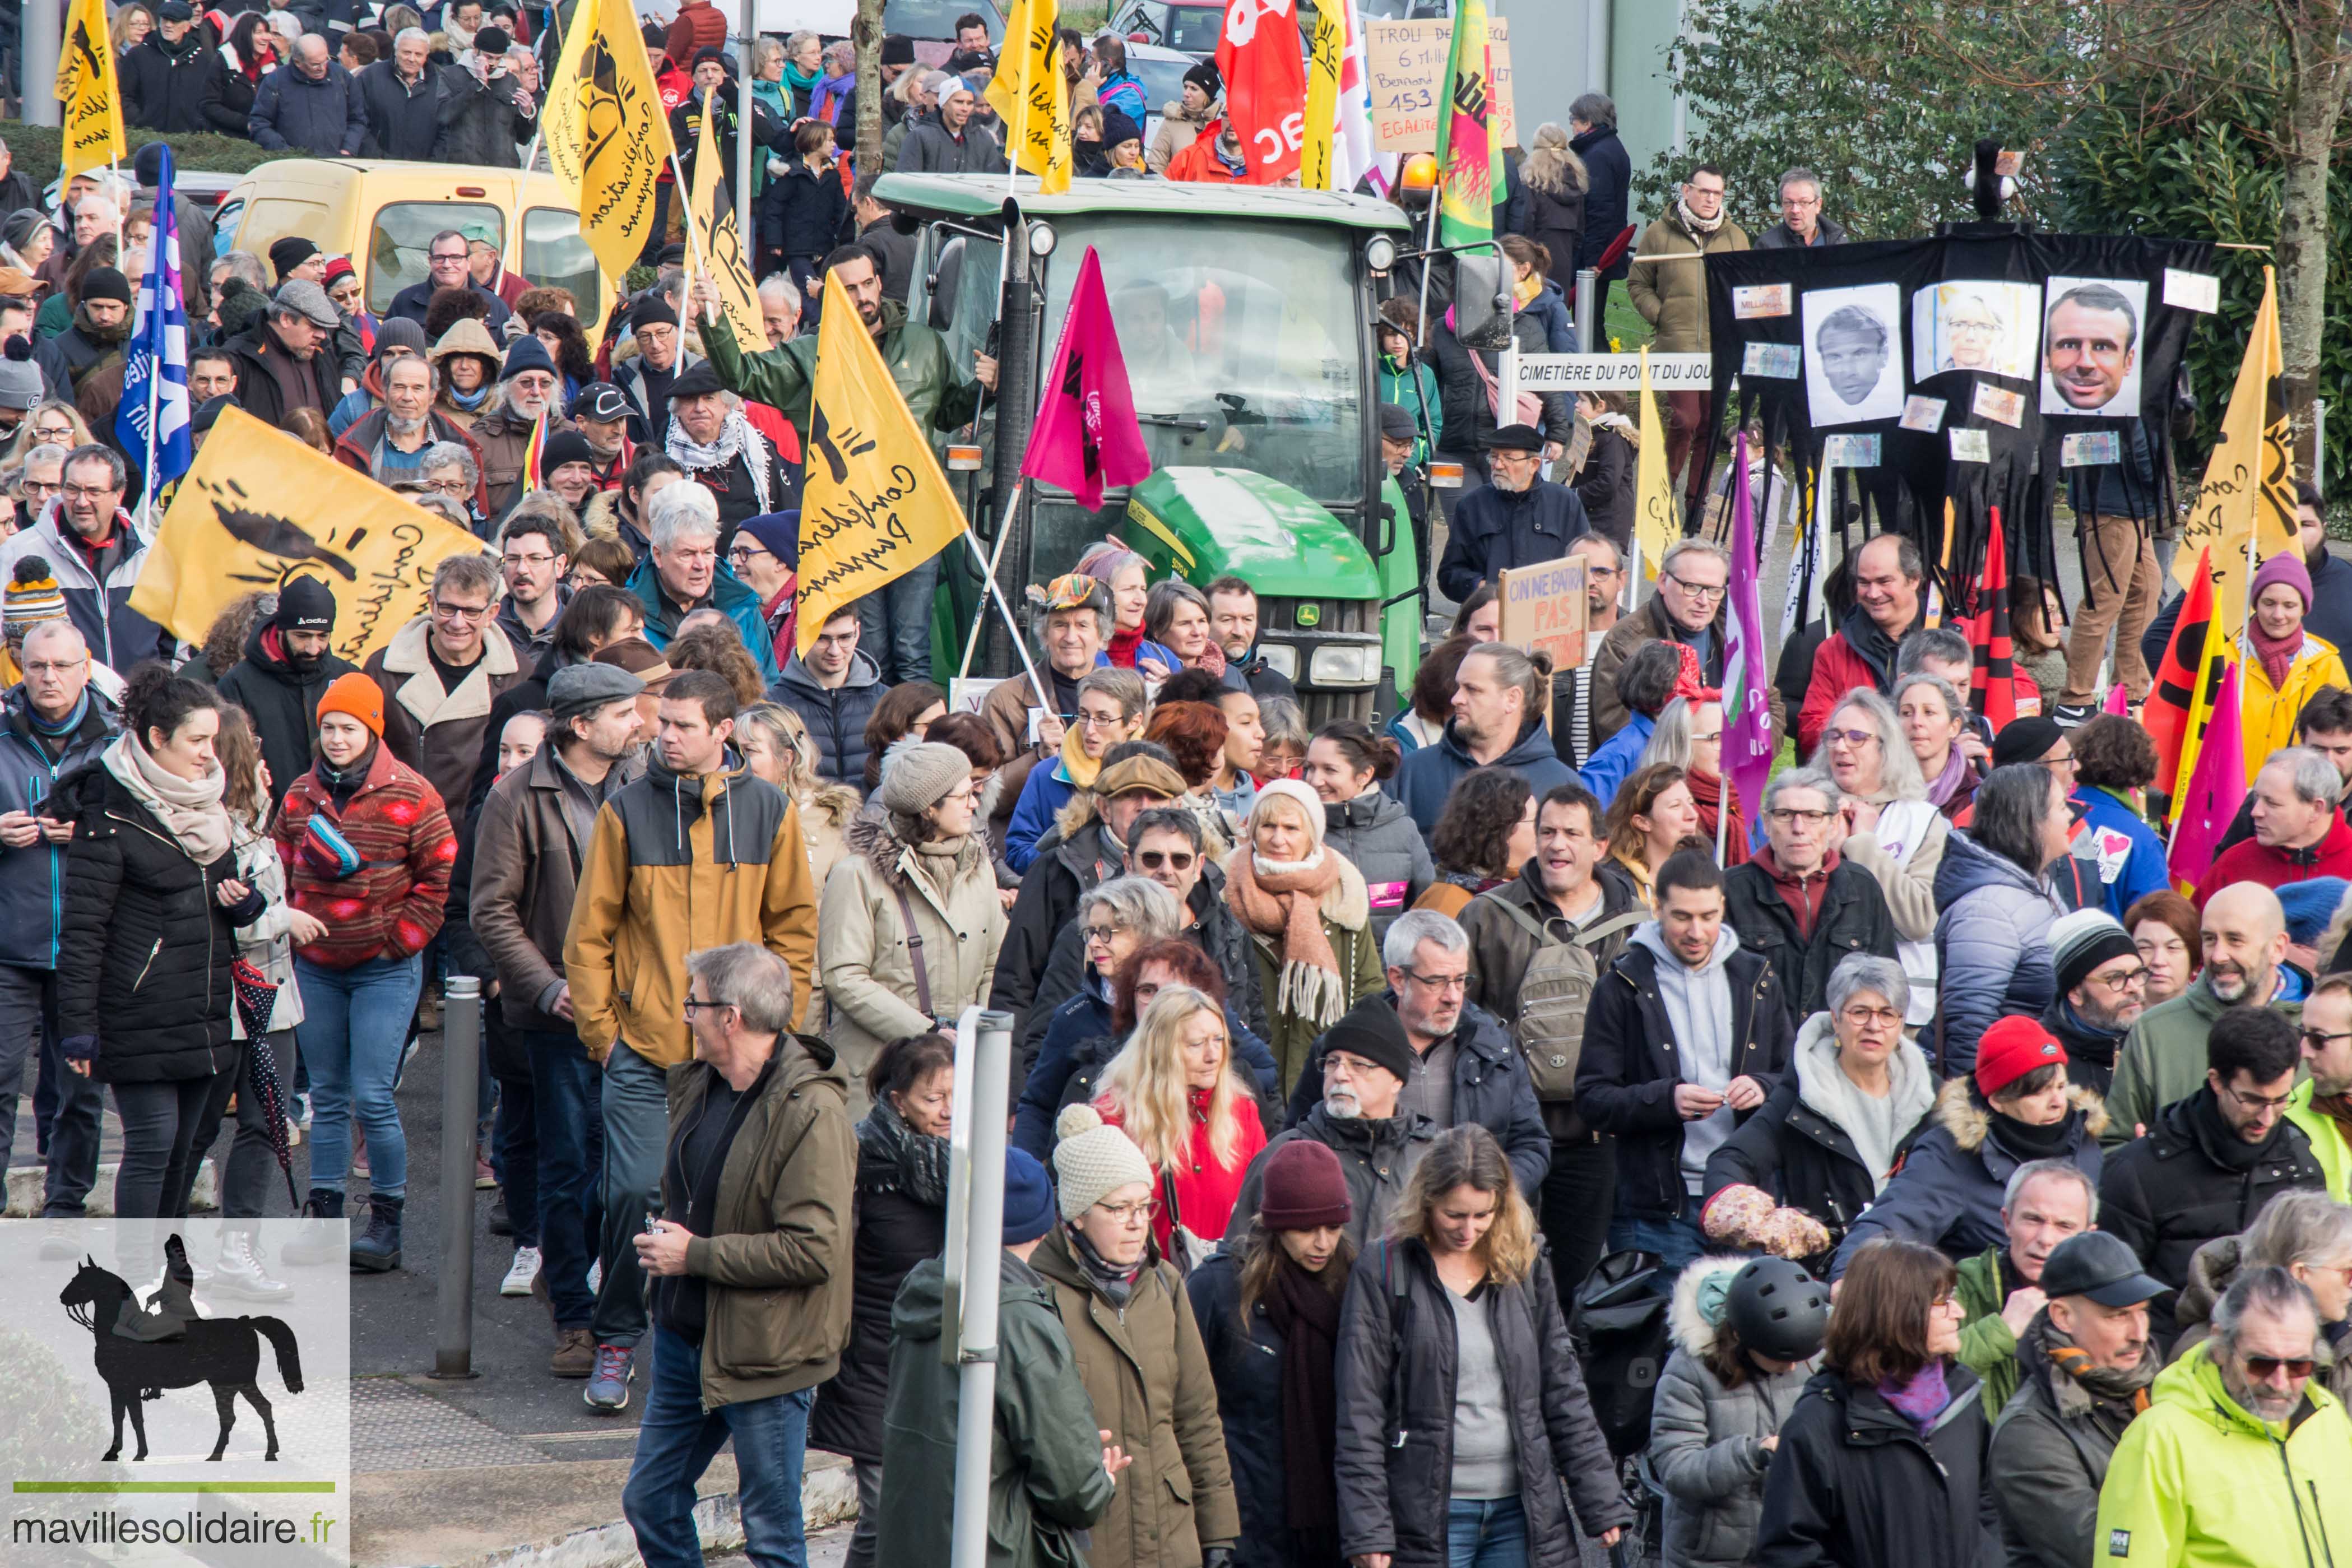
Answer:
[{"left": 1042, "top": 215, "right": 1367, "bottom": 508}]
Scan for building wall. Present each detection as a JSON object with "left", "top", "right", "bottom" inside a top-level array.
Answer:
[{"left": 1493, "top": 0, "right": 1685, "bottom": 212}]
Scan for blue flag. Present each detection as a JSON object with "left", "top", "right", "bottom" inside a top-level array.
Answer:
[{"left": 115, "top": 144, "right": 191, "bottom": 494}]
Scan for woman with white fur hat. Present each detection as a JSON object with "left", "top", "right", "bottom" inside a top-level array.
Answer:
[{"left": 1224, "top": 779, "right": 1384, "bottom": 1098}]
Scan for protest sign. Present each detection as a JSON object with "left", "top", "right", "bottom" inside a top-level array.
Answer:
[{"left": 1365, "top": 17, "right": 1514, "bottom": 154}]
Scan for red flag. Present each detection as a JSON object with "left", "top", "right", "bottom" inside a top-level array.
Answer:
[
  {"left": 1023, "top": 247, "right": 1152, "bottom": 511},
  {"left": 2145, "top": 546, "right": 2216, "bottom": 792},
  {"left": 1216, "top": 0, "right": 1309, "bottom": 185},
  {"left": 2172, "top": 661, "right": 2247, "bottom": 899},
  {"left": 1967, "top": 508, "right": 2017, "bottom": 730}
]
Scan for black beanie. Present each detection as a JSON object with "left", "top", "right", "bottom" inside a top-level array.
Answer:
[
  {"left": 80, "top": 268, "right": 133, "bottom": 307},
  {"left": 275, "top": 575, "right": 337, "bottom": 633},
  {"left": 1319, "top": 994, "right": 1417, "bottom": 1089}
]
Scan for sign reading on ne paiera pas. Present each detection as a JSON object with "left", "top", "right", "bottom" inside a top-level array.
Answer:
[{"left": 1497, "top": 555, "right": 1589, "bottom": 673}]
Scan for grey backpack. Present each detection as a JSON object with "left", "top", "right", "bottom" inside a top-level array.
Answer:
[{"left": 1476, "top": 895, "right": 1644, "bottom": 1103}]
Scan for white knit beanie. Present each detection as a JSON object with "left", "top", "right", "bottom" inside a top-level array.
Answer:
[
  {"left": 1249, "top": 778, "right": 1326, "bottom": 851},
  {"left": 1053, "top": 1103, "right": 1156, "bottom": 1220}
]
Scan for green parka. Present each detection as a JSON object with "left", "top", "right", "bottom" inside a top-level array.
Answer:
[
  {"left": 879, "top": 1249, "right": 1120, "bottom": 1568},
  {"left": 700, "top": 301, "right": 983, "bottom": 451}
]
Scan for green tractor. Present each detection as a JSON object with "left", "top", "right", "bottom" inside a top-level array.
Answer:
[{"left": 875, "top": 173, "right": 1428, "bottom": 723}]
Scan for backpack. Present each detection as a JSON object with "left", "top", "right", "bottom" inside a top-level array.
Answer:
[
  {"left": 1475, "top": 893, "right": 1644, "bottom": 1102},
  {"left": 1571, "top": 1249, "right": 1675, "bottom": 1458}
]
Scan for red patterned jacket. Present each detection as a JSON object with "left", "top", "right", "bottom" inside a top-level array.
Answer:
[{"left": 273, "top": 742, "right": 457, "bottom": 970}]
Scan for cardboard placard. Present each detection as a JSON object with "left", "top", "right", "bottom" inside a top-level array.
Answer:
[
  {"left": 1365, "top": 17, "right": 1515, "bottom": 154},
  {"left": 1497, "top": 555, "right": 1589, "bottom": 675}
]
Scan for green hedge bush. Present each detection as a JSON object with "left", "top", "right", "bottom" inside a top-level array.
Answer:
[{"left": 0, "top": 122, "right": 287, "bottom": 179}]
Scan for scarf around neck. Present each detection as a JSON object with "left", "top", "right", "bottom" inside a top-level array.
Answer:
[
  {"left": 856, "top": 1092, "right": 950, "bottom": 1207},
  {"left": 1677, "top": 196, "right": 1727, "bottom": 236},
  {"left": 2042, "top": 1318, "right": 2156, "bottom": 1412},
  {"left": 667, "top": 406, "right": 774, "bottom": 514},
  {"left": 1226, "top": 848, "right": 1351, "bottom": 1031},
  {"left": 2250, "top": 621, "right": 2304, "bottom": 694},
  {"left": 782, "top": 58, "right": 823, "bottom": 100},
  {"left": 1261, "top": 1258, "right": 1344, "bottom": 1550},
  {"left": 1058, "top": 724, "right": 1102, "bottom": 789},
  {"left": 1067, "top": 1223, "right": 1143, "bottom": 1306},
  {"left": 1876, "top": 1361, "right": 1953, "bottom": 1434},
  {"left": 104, "top": 732, "right": 232, "bottom": 863},
  {"left": 1924, "top": 741, "right": 1972, "bottom": 807},
  {"left": 1106, "top": 625, "right": 1148, "bottom": 667}
]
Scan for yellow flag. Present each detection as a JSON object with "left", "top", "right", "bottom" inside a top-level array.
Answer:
[
  {"left": 545, "top": 0, "right": 678, "bottom": 284},
  {"left": 2175, "top": 266, "right": 2299, "bottom": 641},
  {"left": 1300, "top": 4, "right": 1343, "bottom": 192},
  {"left": 56, "top": 0, "right": 126, "bottom": 183},
  {"left": 796, "top": 270, "right": 971, "bottom": 653},
  {"left": 985, "top": 0, "right": 1071, "bottom": 193},
  {"left": 688, "top": 86, "right": 767, "bottom": 355},
  {"left": 1632, "top": 349, "right": 1677, "bottom": 581},
  {"left": 130, "top": 408, "right": 489, "bottom": 667}
]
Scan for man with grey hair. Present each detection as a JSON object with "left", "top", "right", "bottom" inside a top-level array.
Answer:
[
  {"left": 224, "top": 282, "right": 344, "bottom": 433},
  {"left": 1590, "top": 536, "right": 1782, "bottom": 746},
  {"left": 1566, "top": 93, "right": 1630, "bottom": 321},
  {"left": 2202, "top": 745, "right": 2352, "bottom": 897},
  {"left": 1390, "top": 640, "right": 1581, "bottom": 839},
  {"left": 619, "top": 940, "right": 851, "bottom": 1563},
  {"left": 470, "top": 335, "right": 569, "bottom": 517},
  {"left": 248, "top": 33, "right": 367, "bottom": 156},
  {"left": 356, "top": 25, "right": 440, "bottom": 159},
  {"left": 1280, "top": 908, "right": 1550, "bottom": 1195},
  {"left": 1798, "top": 532, "right": 1926, "bottom": 753},
  {"left": 978, "top": 570, "right": 1106, "bottom": 778},
  {"left": 1954, "top": 1157, "right": 2100, "bottom": 1416},
  {"left": 1755, "top": 167, "right": 1848, "bottom": 249},
  {"left": 628, "top": 476, "right": 781, "bottom": 682},
  {"left": 1724, "top": 766, "right": 1898, "bottom": 1018},
  {"left": 755, "top": 273, "right": 802, "bottom": 349},
  {"left": 361, "top": 549, "right": 529, "bottom": 815},
  {"left": 345, "top": 351, "right": 479, "bottom": 500},
  {"left": 1433, "top": 421, "right": 1593, "bottom": 605},
  {"left": 2095, "top": 1266, "right": 2352, "bottom": 1557},
  {"left": 662, "top": 363, "right": 792, "bottom": 540}
]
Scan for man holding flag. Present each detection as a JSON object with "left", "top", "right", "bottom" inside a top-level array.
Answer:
[
  {"left": 116, "top": 145, "right": 191, "bottom": 514},
  {"left": 694, "top": 250, "right": 995, "bottom": 684}
]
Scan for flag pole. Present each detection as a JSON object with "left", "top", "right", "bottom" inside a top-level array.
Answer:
[
  {"left": 1007, "top": 16, "right": 1030, "bottom": 202},
  {"left": 959, "top": 483, "right": 1020, "bottom": 683},
  {"left": 959, "top": 516, "right": 1047, "bottom": 702}
]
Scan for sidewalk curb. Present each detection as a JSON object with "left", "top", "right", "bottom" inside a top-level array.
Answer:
[
  {"left": 4, "top": 1158, "right": 219, "bottom": 1218},
  {"left": 401, "top": 1456, "right": 857, "bottom": 1568}
]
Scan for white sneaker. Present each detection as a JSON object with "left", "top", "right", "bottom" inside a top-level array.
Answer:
[
  {"left": 587, "top": 1259, "right": 602, "bottom": 1296},
  {"left": 501, "top": 1246, "right": 542, "bottom": 1297}
]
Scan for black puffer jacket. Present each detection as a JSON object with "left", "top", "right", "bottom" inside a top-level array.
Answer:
[
  {"left": 1335, "top": 1237, "right": 1632, "bottom": 1568},
  {"left": 990, "top": 817, "right": 1127, "bottom": 1047},
  {"left": 1723, "top": 855, "right": 1899, "bottom": 1020},
  {"left": 1755, "top": 1366, "right": 1992, "bottom": 1568},
  {"left": 808, "top": 1099, "right": 947, "bottom": 1465},
  {"left": 53, "top": 751, "right": 245, "bottom": 1085},
  {"left": 122, "top": 28, "right": 221, "bottom": 134},
  {"left": 769, "top": 648, "right": 883, "bottom": 790},
  {"left": 2096, "top": 1085, "right": 2326, "bottom": 1338},
  {"left": 215, "top": 621, "right": 358, "bottom": 809},
  {"left": 1572, "top": 420, "right": 1636, "bottom": 552},
  {"left": 1323, "top": 791, "right": 1434, "bottom": 941}
]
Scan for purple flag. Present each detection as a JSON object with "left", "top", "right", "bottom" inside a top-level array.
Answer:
[
  {"left": 1022, "top": 246, "right": 1152, "bottom": 511},
  {"left": 1721, "top": 434, "right": 1775, "bottom": 822}
]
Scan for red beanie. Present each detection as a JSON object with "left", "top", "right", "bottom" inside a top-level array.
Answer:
[
  {"left": 1258, "top": 1138, "right": 1352, "bottom": 1231},
  {"left": 1975, "top": 1015, "right": 2067, "bottom": 1098}
]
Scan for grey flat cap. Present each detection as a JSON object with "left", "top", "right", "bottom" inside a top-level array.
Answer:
[{"left": 548, "top": 662, "right": 645, "bottom": 722}]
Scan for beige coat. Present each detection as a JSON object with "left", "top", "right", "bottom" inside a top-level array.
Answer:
[
  {"left": 361, "top": 615, "right": 528, "bottom": 817},
  {"left": 794, "top": 785, "right": 861, "bottom": 1040},
  {"left": 1148, "top": 98, "right": 1214, "bottom": 174},
  {"left": 1031, "top": 1227, "right": 1241, "bottom": 1568},
  {"left": 818, "top": 811, "right": 1006, "bottom": 1112}
]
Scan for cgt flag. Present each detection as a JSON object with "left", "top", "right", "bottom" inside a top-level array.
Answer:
[
  {"left": 1722, "top": 434, "right": 1774, "bottom": 822},
  {"left": 795, "top": 268, "right": 968, "bottom": 653},
  {"left": 56, "top": 0, "right": 126, "bottom": 183},
  {"left": 688, "top": 85, "right": 766, "bottom": 350},
  {"left": 1631, "top": 349, "right": 1676, "bottom": 581},
  {"left": 116, "top": 143, "right": 191, "bottom": 496},
  {"left": 1216, "top": 0, "right": 1309, "bottom": 185},
  {"left": 545, "top": 0, "right": 676, "bottom": 285},
  {"left": 129, "top": 407, "right": 489, "bottom": 666},
  {"left": 986, "top": 0, "right": 1073, "bottom": 193},
  {"left": 2145, "top": 545, "right": 2219, "bottom": 796},
  {"left": 1022, "top": 247, "right": 1151, "bottom": 511},
  {"left": 1966, "top": 508, "right": 2017, "bottom": 730},
  {"left": 2175, "top": 266, "right": 2298, "bottom": 641}
]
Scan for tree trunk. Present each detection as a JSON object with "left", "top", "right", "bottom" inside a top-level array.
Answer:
[
  {"left": 2276, "top": 45, "right": 2352, "bottom": 463},
  {"left": 855, "top": 0, "right": 885, "bottom": 183}
]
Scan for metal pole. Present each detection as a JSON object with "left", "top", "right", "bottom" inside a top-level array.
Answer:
[
  {"left": 981, "top": 202, "right": 1036, "bottom": 679},
  {"left": 432, "top": 975, "right": 483, "bottom": 1380},
  {"left": 736, "top": 24, "right": 756, "bottom": 257},
  {"left": 1574, "top": 267, "right": 1597, "bottom": 354},
  {"left": 1584, "top": 0, "right": 1611, "bottom": 98},
  {"left": 948, "top": 1008, "right": 1014, "bottom": 1568},
  {"left": 22, "top": 0, "right": 59, "bottom": 127}
]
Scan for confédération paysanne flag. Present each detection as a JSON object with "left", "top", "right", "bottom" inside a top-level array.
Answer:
[
  {"left": 986, "top": 0, "right": 1073, "bottom": 193},
  {"left": 57, "top": 0, "right": 126, "bottom": 183},
  {"left": 545, "top": 0, "right": 677, "bottom": 284},
  {"left": 129, "top": 407, "right": 489, "bottom": 667},
  {"left": 1632, "top": 349, "right": 1677, "bottom": 582},
  {"left": 689, "top": 84, "right": 768, "bottom": 351},
  {"left": 795, "top": 268, "right": 969, "bottom": 654},
  {"left": 2175, "top": 266, "right": 2298, "bottom": 641}
]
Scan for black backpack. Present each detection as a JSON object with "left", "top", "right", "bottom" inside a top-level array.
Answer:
[{"left": 1570, "top": 1249, "right": 1674, "bottom": 1458}]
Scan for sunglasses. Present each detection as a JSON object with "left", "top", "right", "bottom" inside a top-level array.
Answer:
[
  {"left": 1135, "top": 850, "right": 1194, "bottom": 871},
  {"left": 2245, "top": 1356, "right": 2316, "bottom": 1380}
]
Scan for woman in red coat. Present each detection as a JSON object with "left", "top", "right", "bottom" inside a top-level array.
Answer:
[{"left": 1094, "top": 983, "right": 1268, "bottom": 1256}]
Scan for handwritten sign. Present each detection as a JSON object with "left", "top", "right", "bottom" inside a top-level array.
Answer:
[
  {"left": 1365, "top": 17, "right": 1515, "bottom": 153},
  {"left": 1497, "top": 555, "right": 1589, "bottom": 674}
]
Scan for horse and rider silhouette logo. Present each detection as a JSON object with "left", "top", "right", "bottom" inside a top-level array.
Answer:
[{"left": 57, "top": 1236, "right": 304, "bottom": 1464}]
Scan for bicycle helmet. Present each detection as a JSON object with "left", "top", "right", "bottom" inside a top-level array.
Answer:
[{"left": 1725, "top": 1256, "right": 1830, "bottom": 1363}]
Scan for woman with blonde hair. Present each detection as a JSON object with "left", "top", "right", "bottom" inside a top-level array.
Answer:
[
  {"left": 1226, "top": 780, "right": 1382, "bottom": 1095},
  {"left": 1335, "top": 1125, "right": 1630, "bottom": 1568},
  {"left": 5, "top": 402, "right": 92, "bottom": 466},
  {"left": 1094, "top": 984, "right": 1268, "bottom": 1255},
  {"left": 1604, "top": 762, "right": 1701, "bottom": 905},
  {"left": 736, "top": 699, "right": 861, "bottom": 1034},
  {"left": 1814, "top": 687, "right": 1949, "bottom": 1029}
]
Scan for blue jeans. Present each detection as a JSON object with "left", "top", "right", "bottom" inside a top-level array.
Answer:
[
  {"left": 1447, "top": 1496, "right": 1529, "bottom": 1568},
  {"left": 596, "top": 1041, "right": 671, "bottom": 1348},
  {"left": 1608, "top": 1209, "right": 1707, "bottom": 1273},
  {"left": 525, "top": 1026, "right": 604, "bottom": 1326},
  {"left": 854, "top": 553, "right": 938, "bottom": 684},
  {"left": 296, "top": 954, "right": 424, "bottom": 1200},
  {"left": 622, "top": 1326, "right": 814, "bottom": 1568}
]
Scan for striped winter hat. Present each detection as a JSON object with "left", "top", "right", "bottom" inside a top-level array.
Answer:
[{"left": 3, "top": 555, "right": 67, "bottom": 643}]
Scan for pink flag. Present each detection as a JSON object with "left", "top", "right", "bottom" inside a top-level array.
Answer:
[
  {"left": 2103, "top": 683, "right": 2130, "bottom": 715},
  {"left": 1022, "top": 247, "right": 1152, "bottom": 512},
  {"left": 1720, "top": 434, "right": 1775, "bottom": 822},
  {"left": 2167, "top": 661, "right": 2246, "bottom": 890}
]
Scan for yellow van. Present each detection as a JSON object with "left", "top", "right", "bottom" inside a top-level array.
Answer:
[{"left": 212, "top": 159, "right": 615, "bottom": 332}]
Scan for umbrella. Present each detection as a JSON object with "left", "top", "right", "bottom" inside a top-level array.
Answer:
[{"left": 231, "top": 960, "right": 299, "bottom": 1208}]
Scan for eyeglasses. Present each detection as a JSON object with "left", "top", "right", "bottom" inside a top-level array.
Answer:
[
  {"left": 60, "top": 483, "right": 115, "bottom": 501},
  {"left": 680, "top": 996, "right": 732, "bottom": 1019},
  {"left": 1838, "top": 1004, "right": 1903, "bottom": 1026},
  {"left": 1135, "top": 849, "right": 1195, "bottom": 871},
  {"left": 20, "top": 479, "right": 58, "bottom": 497},
  {"left": 1823, "top": 727, "right": 1878, "bottom": 749},
  {"left": 503, "top": 551, "right": 555, "bottom": 569},
  {"left": 2088, "top": 964, "right": 2149, "bottom": 990},
  {"left": 429, "top": 250, "right": 468, "bottom": 266},
  {"left": 727, "top": 542, "right": 770, "bottom": 562},
  {"left": 21, "top": 658, "right": 85, "bottom": 676},
  {"left": 426, "top": 476, "right": 470, "bottom": 496},
  {"left": 1080, "top": 924, "right": 1126, "bottom": 945},
  {"left": 1075, "top": 710, "right": 1125, "bottom": 731},
  {"left": 1662, "top": 573, "right": 1727, "bottom": 602},
  {"left": 1096, "top": 1198, "right": 1158, "bottom": 1226},
  {"left": 1398, "top": 969, "right": 1468, "bottom": 993},
  {"left": 2244, "top": 1356, "right": 2317, "bottom": 1380},
  {"left": 432, "top": 601, "right": 491, "bottom": 621},
  {"left": 1690, "top": 731, "right": 1724, "bottom": 745},
  {"left": 2304, "top": 1029, "right": 2352, "bottom": 1052},
  {"left": 2219, "top": 1080, "right": 2297, "bottom": 1114},
  {"left": 2043, "top": 753, "right": 2079, "bottom": 773},
  {"left": 1770, "top": 807, "right": 1834, "bottom": 825}
]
